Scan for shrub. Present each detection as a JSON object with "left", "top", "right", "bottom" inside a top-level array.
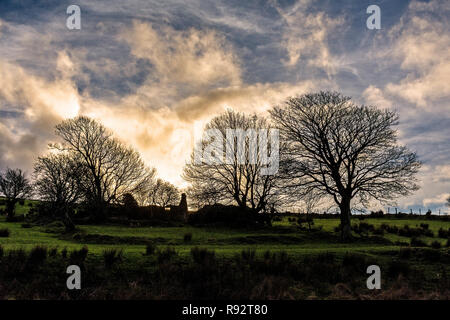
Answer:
[
  {"left": 0, "top": 228, "right": 10, "bottom": 237},
  {"left": 382, "top": 224, "right": 399, "bottom": 234},
  {"left": 190, "top": 247, "right": 215, "bottom": 265},
  {"left": 423, "top": 229, "right": 434, "bottom": 237},
  {"left": 183, "top": 232, "right": 192, "bottom": 242},
  {"left": 28, "top": 245, "right": 47, "bottom": 265},
  {"left": 410, "top": 237, "right": 427, "bottom": 247},
  {"left": 430, "top": 241, "right": 441, "bottom": 249},
  {"left": 352, "top": 222, "right": 375, "bottom": 235},
  {"left": 359, "top": 222, "right": 375, "bottom": 232},
  {"left": 438, "top": 228, "right": 449, "bottom": 239},
  {"left": 373, "top": 227, "right": 385, "bottom": 236},
  {"left": 419, "top": 223, "right": 429, "bottom": 230},
  {"left": 21, "top": 223, "right": 31, "bottom": 228},
  {"left": 145, "top": 243, "right": 156, "bottom": 255},
  {"left": 399, "top": 225, "right": 425, "bottom": 237},
  {"left": 18, "top": 199, "right": 25, "bottom": 206},
  {"left": 103, "top": 249, "right": 123, "bottom": 268},
  {"left": 421, "top": 248, "right": 441, "bottom": 262},
  {"left": 446, "top": 239, "right": 450, "bottom": 248},
  {"left": 0, "top": 244, "right": 3, "bottom": 258}
]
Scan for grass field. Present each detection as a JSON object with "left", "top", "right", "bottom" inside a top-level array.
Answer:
[
  {"left": 1, "top": 201, "right": 449, "bottom": 259},
  {"left": 1, "top": 201, "right": 449, "bottom": 299}
]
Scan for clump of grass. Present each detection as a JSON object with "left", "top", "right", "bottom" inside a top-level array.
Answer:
[
  {"left": 48, "top": 247, "right": 58, "bottom": 257},
  {"left": 157, "top": 247, "right": 177, "bottom": 264},
  {"left": 8, "top": 248, "right": 27, "bottom": 261},
  {"left": 398, "top": 247, "right": 412, "bottom": 259},
  {"left": 0, "top": 228, "right": 10, "bottom": 237},
  {"left": 183, "top": 232, "right": 193, "bottom": 242},
  {"left": 69, "top": 246, "right": 89, "bottom": 265},
  {"left": 61, "top": 247, "right": 68, "bottom": 258},
  {"left": 410, "top": 237, "right": 427, "bottom": 247},
  {"left": 190, "top": 247, "right": 215, "bottom": 264},
  {"left": 103, "top": 248, "right": 123, "bottom": 268},
  {"left": 342, "top": 253, "right": 366, "bottom": 270},
  {"left": 263, "top": 250, "right": 272, "bottom": 261},
  {"left": 28, "top": 245, "right": 47, "bottom": 265},
  {"left": 241, "top": 249, "right": 256, "bottom": 263},
  {"left": 388, "top": 259, "right": 410, "bottom": 277},
  {"left": 430, "top": 241, "right": 441, "bottom": 249},
  {"left": 145, "top": 243, "right": 156, "bottom": 255}
]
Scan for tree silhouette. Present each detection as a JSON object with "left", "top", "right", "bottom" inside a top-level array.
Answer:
[
  {"left": 183, "top": 110, "right": 282, "bottom": 212},
  {"left": 0, "top": 168, "right": 32, "bottom": 221},
  {"left": 270, "top": 92, "right": 421, "bottom": 240},
  {"left": 34, "top": 154, "right": 85, "bottom": 231},
  {"left": 53, "top": 116, "right": 155, "bottom": 220},
  {"left": 149, "top": 178, "right": 180, "bottom": 208}
]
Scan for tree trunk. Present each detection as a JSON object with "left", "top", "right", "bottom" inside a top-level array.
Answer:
[
  {"left": 5, "top": 200, "right": 16, "bottom": 222},
  {"left": 339, "top": 197, "right": 352, "bottom": 241},
  {"left": 62, "top": 210, "right": 76, "bottom": 232}
]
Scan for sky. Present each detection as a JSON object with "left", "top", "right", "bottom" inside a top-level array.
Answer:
[{"left": 0, "top": 0, "right": 449, "bottom": 213}]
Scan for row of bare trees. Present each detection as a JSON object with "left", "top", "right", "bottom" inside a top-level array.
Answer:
[
  {"left": 184, "top": 92, "right": 422, "bottom": 240},
  {"left": 0, "top": 116, "right": 180, "bottom": 230},
  {"left": 1, "top": 92, "right": 425, "bottom": 239}
]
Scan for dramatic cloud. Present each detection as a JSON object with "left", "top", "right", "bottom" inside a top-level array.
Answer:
[
  {"left": 383, "top": 0, "right": 450, "bottom": 107},
  {"left": 0, "top": 0, "right": 448, "bottom": 211},
  {"left": 273, "top": 0, "right": 344, "bottom": 75}
]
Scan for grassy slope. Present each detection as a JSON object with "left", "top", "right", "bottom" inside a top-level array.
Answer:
[{"left": 1, "top": 201, "right": 449, "bottom": 259}]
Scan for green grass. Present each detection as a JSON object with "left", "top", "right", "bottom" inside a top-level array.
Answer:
[
  {"left": 1, "top": 200, "right": 449, "bottom": 259},
  {"left": 1, "top": 210, "right": 449, "bottom": 260}
]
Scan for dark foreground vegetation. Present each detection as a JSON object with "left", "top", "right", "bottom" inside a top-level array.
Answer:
[{"left": 0, "top": 244, "right": 449, "bottom": 300}]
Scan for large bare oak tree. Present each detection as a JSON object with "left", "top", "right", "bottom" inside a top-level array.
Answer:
[{"left": 270, "top": 92, "right": 421, "bottom": 240}]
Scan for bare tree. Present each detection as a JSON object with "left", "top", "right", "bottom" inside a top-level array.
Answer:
[
  {"left": 150, "top": 179, "right": 180, "bottom": 208},
  {"left": 183, "top": 110, "right": 282, "bottom": 212},
  {"left": 302, "top": 191, "right": 324, "bottom": 230},
  {"left": 53, "top": 116, "right": 155, "bottom": 220},
  {"left": 0, "top": 168, "right": 33, "bottom": 221},
  {"left": 270, "top": 92, "right": 421, "bottom": 240},
  {"left": 34, "top": 153, "right": 85, "bottom": 231},
  {"left": 186, "top": 180, "right": 224, "bottom": 209}
]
